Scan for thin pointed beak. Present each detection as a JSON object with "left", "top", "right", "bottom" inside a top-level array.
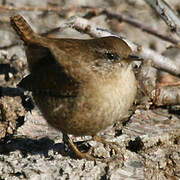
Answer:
[{"left": 127, "top": 55, "right": 143, "bottom": 61}]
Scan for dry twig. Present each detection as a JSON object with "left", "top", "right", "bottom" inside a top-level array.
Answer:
[
  {"left": 101, "top": 9, "right": 180, "bottom": 46},
  {"left": 0, "top": 5, "right": 93, "bottom": 12},
  {"left": 2, "top": 3, "right": 179, "bottom": 46},
  {"left": 144, "top": 0, "right": 180, "bottom": 37},
  {"left": 42, "top": 9, "right": 180, "bottom": 46},
  {"left": 152, "top": 85, "right": 180, "bottom": 106}
]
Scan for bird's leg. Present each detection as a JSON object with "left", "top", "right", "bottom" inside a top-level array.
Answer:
[
  {"left": 63, "top": 133, "right": 95, "bottom": 161},
  {"left": 62, "top": 134, "right": 120, "bottom": 161},
  {"left": 92, "top": 135, "right": 119, "bottom": 154}
]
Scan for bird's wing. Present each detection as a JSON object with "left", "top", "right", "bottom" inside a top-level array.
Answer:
[{"left": 18, "top": 48, "right": 79, "bottom": 98}]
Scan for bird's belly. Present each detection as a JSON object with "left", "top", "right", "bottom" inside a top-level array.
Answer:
[
  {"left": 33, "top": 72, "right": 136, "bottom": 136},
  {"left": 34, "top": 95, "right": 120, "bottom": 136}
]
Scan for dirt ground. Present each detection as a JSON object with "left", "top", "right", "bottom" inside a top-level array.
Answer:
[{"left": 0, "top": 0, "right": 180, "bottom": 179}]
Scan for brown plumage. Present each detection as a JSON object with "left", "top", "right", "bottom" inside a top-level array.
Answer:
[{"left": 10, "top": 14, "right": 139, "bottom": 160}]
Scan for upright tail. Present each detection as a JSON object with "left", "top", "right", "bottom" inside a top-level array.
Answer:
[{"left": 10, "top": 14, "right": 41, "bottom": 44}]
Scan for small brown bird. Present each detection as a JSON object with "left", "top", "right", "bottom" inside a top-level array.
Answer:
[{"left": 10, "top": 14, "right": 140, "bottom": 160}]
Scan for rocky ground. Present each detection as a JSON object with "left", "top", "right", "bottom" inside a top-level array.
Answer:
[{"left": 0, "top": 0, "right": 180, "bottom": 179}]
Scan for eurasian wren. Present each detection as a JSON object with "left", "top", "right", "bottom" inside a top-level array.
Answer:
[{"left": 10, "top": 14, "right": 140, "bottom": 160}]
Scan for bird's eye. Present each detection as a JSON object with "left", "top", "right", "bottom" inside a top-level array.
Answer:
[
  {"left": 106, "top": 52, "right": 114, "bottom": 60},
  {"left": 104, "top": 52, "right": 119, "bottom": 62}
]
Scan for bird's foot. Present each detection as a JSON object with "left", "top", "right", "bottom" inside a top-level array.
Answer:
[
  {"left": 63, "top": 134, "right": 96, "bottom": 161},
  {"left": 92, "top": 135, "right": 119, "bottom": 154},
  {"left": 63, "top": 134, "right": 120, "bottom": 161}
]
